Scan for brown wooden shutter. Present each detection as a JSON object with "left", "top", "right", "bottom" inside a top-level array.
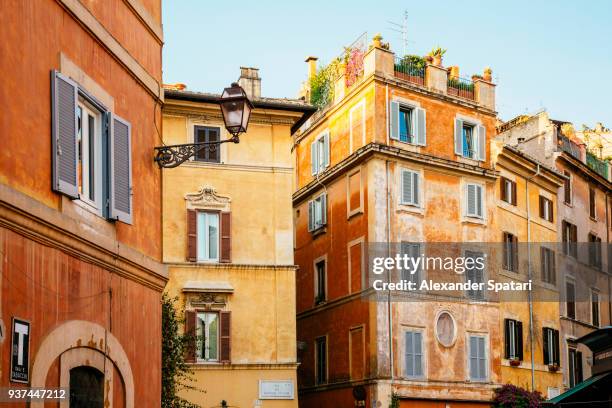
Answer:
[
  {"left": 220, "top": 212, "right": 231, "bottom": 263},
  {"left": 516, "top": 321, "right": 524, "bottom": 361},
  {"left": 542, "top": 328, "right": 549, "bottom": 365},
  {"left": 511, "top": 181, "right": 517, "bottom": 206},
  {"left": 589, "top": 188, "right": 596, "bottom": 218},
  {"left": 564, "top": 172, "right": 571, "bottom": 203},
  {"left": 512, "top": 235, "right": 519, "bottom": 271},
  {"left": 187, "top": 210, "right": 197, "bottom": 261},
  {"left": 500, "top": 178, "right": 507, "bottom": 201},
  {"left": 539, "top": 196, "right": 544, "bottom": 218},
  {"left": 219, "top": 311, "right": 231, "bottom": 363},
  {"left": 185, "top": 310, "right": 197, "bottom": 363}
]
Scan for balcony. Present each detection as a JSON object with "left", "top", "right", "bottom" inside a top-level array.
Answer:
[
  {"left": 394, "top": 56, "right": 425, "bottom": 86},
  {"left": 558, "top": 135, "right": 581, "bottom": 160},
  {"left": 447, "top": 76, "right": 475, "bottom": 101},
  {"left": 586, "top": 151, "right": 609, "bottom": 179}
]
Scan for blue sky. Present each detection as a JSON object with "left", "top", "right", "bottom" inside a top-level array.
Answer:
[{"left": 162, "top": 0, "right": 611, "bottom": 126}]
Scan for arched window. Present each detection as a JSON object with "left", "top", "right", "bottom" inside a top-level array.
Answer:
[{"left": 69, "top": 366, "right": 104, "bottom": 408}]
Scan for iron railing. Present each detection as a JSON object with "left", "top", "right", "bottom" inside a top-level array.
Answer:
[
  {"left": 447, "top": 76, "right": 475, "bottom": 100},
  {"left": 394, "top": 57, "right": 425, "bottom": 86},
  {"left": 586, "top": 151, "right": 609, "bottom": 179},
  {"left": 558, "top": 135, "right": 581, "bottom": 160}
]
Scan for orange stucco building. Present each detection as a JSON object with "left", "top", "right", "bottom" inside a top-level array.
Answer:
[
  {"left": 0, "top": 0, "right": 165, "bottom": 406},
  {"left": 293, "top": 37, "right": 502, "bottom": 407}
]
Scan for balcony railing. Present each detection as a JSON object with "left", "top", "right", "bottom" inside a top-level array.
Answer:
[
  {"left": 586, "top": 151, "right": 609, "bottom": 179},
  {"left": 447, "top": 76, "right": 475, "bottom": 100},
  {"left": 394, "top": 57, "right": 425, "bottom": 86},
  {"left": 558, "top": 135, "right": 581, "bottom": 160}
]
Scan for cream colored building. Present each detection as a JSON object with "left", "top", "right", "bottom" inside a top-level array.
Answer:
[{"left": 162, "top": 69, "right": 314, "bottom": 407}]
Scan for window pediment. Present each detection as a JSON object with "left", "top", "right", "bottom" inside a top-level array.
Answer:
[{"left": 185, "top": 186, "right": 231, "bottom": 211}]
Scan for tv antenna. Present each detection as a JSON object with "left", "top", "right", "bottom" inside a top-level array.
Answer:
[{"left": 388, "top": 10, "right": 409, "bottom": 57}]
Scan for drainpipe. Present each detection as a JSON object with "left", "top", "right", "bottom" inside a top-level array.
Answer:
[
  {"left": 526, "top": 163, "right": 540, "bottom": 391},
  {"left": 386, "top": 160, "right": 394, "bottom": 385}
]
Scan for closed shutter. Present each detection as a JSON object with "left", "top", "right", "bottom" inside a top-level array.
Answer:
[
  {"left": 504, "top": 319, "right": 511, "bottom": 359},
  {"left": 311, "top": 141, "right": 318, "bottom": 175},
  {"left": 405, "top": 331, "right": 414, "bottom": 376},
  {"left": 512, "top": 235, "right": 519, "bottom": 271},
  {"left": 401, "top": 170, "right": 413, "bottom": 204},
  {"left": 469, "top": 336, "right": 478, "bottom": 379},
  {"left": 187, "top": 210, "right": 197, "bottom": 261},
  {"left": 477, "top": 125, "right": 486, "bottom": 161},
  {"left": 564, "top": 172, "right": 571, "bottom": 203},
  {"left": 390, "top": 101, "right": 400, "bottom": 140},
  {"left": 467, "top": 184, "right": 476, "bottom": 216},
  {"left": 416, "top": 108, "right": 426, "bottom": 146},
  {"left": 511, "top": 181, "right": 517, "bottom": 205},
  {"left": 476, "top": 185, "right": 483, "bottom": 217},
  {"left": 414, "top": 332, "right": 423, "bottom": 376},
  {"left": 412, "top": 172, "right": 420, "bottom": 206},
  {"left": 308, "top": 200, "right": 314, "bottom": 232},
  {"left": 454, "top": 118, "right": 463, "bottom": 155},
  {"left": 589, "top": 188, "right": 596, "bottom": 218},
  {"left": 184, "top": 310, "right": 196, "bottom": 363},
  {"left": 321, "top": 194, "right": 327, "bottom": 225},
  {"left": 109, "top": 113, "right": 133, "bottom": 224},
  {"left": 539, "top": 196, "right": 545, "bottom": 218},
  {"left": 543, "top": 328, "right": 550, "bottom": 364},
  {"left": 220, "top": 212, "right": 231, "bottom": 263},
  {"left": 219, "top": 311, "right": 231, "bottom": 363},
  {"left": 51, "top": 70, "right": 79, "bottom": 199},
  {"left": 323, "top": 132, "right": 330, "bottom": 168},
  {"left": 500, "top": 178, "right": 507, "bottom": 202},
  {"left": 553, "top": 330, "right": 560, "bottom": 365},
  {"left": 516, "top": 321, "right": 523, "bottom": 360},
  {"left": 478, "top": 337, "right": 486, "bottom": 378}
]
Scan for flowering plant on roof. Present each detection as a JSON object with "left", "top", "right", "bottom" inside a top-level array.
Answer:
[{"left": 345, "top": 47, "right": 364, "bottom": 88}]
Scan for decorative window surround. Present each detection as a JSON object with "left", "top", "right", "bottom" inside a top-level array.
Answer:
[{"left": 185, "top": 186, "right": 231, "bottom": 212}]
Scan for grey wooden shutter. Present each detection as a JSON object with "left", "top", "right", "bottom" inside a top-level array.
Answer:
[
  {"left": 109, "top": 113, "right": 132, "bottom": 224},
  {"left": 412, "top": 172, "right": 420, "bottom": 206},
  {"left": 220, "top": 212, "right": 231, "bottom": 263},
  {"left": 390, "top": 101, "right": 400, "bottom": 140},
  {"left": 51, "top": 71, "right": 79, "bottom": 199},
  {"left": 476, "top": 185, "right": 483, "bottom": 217},
  {"left": 323, "top": 132, "right": 330, "bottom": 168},
  {"left": 321, "top": 193, "right": 327, "bottom": 225},
  {"left": 219, "top": 311, "right": 231, "bottom": 363},
  {"left": 401, "top": 170, "right": 413, "bottom": 204},
  {"left": 405, "top": 331, "right": 414, "bottom": 376},
  {"left": 469, "top": 336, "right": 478, "bottom": 379},
  {"left": 414, "top": 332, "right": 423, "bottom": 376},
  {"left": 454, "top": 118, "right": 463, "bottom": 155},
  {"left": 478, "top": 337, "right": 486, "bottom": 378},
  {"left": 311, "top": 141, "right": 318, "bottom": 175},
  {"left": 416, "top": 108, "right": 426, "bottom": 146},
  {"left": 477, "top": 125, "right": 486, "bottom": 161},
  {"left": 308, "top": 200, "right": 314, "bottom": 232},
  {"left": 467, "top": 184, "right": 476, "bottom": 216}
]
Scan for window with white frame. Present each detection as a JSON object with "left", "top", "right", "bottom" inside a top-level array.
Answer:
[
  {"left": 454, "top": 118, "right": 485, "bottom": 161},
  {"left": 197, "top": 211, "right": 219, "bottom": 262},
  {"left": 196, "top": 311, "right": 219, "bottom": 361},
  {"left": 311, "top": 131, "right": 330, "bottom": 175},
  {"left": 400, "top": 169, "right": 420, "bottom": 206},
  {"left": 504, "top": 319, "right": 523, "bottom": 361},
  {"left": 308, "top": 193, "right": 327, "bottom": 232},
  {"left": 390, "top": 101, "right": 426, "bottom": 145},
  {"left": 542, "top": 327, "right": 559, "bottom": 366},
  {"left": 404, "top": 330, "right": 424, "bottom": 378},
  {"left": 468, "top": 334, "right": 487, "bottom": 381},
  {"left": 465, "top": 183, "right": 484, "bottom": 218},
  {"left": 76, "top": 99, "right": 103, "bottom": 212}
]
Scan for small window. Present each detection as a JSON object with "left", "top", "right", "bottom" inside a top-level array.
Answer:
[
  {"left": 466, "top": 183, "right": 484, "bottom": 218},
  {"left": 539, "top": 196, "right": 553, "bottom": 222},
  {"left": 503, "top": 232, "right": 518, "bottom": 272},
  {"left": 315, "top": 259, "right": 326, "bottom": 304},
  {"left": 463, "top": 123, "right": 476, "bottom": 159},
  {"left": 196, "top": 312, "right": 219, "bottom": 361},
  {"left": 504, "top": 319, "right": 523, "bottom": 361},
  {"left": 592, "top": 291, "right": 600, "bottom": 327},
  {"left": 400, "top": 169, "right": 420, "bottom": 206},
  {"left": 399, "top": 106, "right": 415, "bottom": 143},
  {"left": 77, "top": 100, "right": 103, "bottom": 212},
  {"left": 542, "top": 327, "right": 560, "bottom": 366},
  {"left": 194, "top": 126, "right": 220, "bottom": 163},
  {"left": 315, "top": 336, "right": 327, "bottom": 385},
  {"left": 541, "top": 247, "right": 556, "bottom": 285},
  {"left": 566, "top": 281, "right": 576, "bottom": 319},
  {"left": 466, "top": 251, "right": 485, "bottom": 300},
  {"left": 404, "top": 330, "right": 424, "bottom": 378},
  {"left": 468, "top": 335, "right": 487, "bottom": 381},
  {"left": 311, "top": 131, "right": 330, "bottom": 175},
  {"left": 308, "top": 193, "right": 327, "bottom": 232},
  {"left": 500, "top": 177, "right": 517, "bottom": 206},
  {"left": 588, "top": 233, "right": 602, "bottom": 269},
  {"left": 197, "top": 212, "right": 219, "bottom": 262},
  {"left": 568, "top": 348, "right": 583, "bottom": 387},
  {"left": 563, "top": 171, "right": 572, "bottom": 205},
  {"left": 589, "top": 187, "right": 596, "bottom": 219},
  {"left": 562, "top": 221, "right": 578, "bottom": 258},
  {"left": 401, "top": 242, "right": 422, "bottom": 284}
]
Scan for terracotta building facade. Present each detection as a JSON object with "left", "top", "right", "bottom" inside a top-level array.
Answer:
[
  {"left": 0, "top": 0, "right": 166, "bottom": 406},
  {"left": 293, "top": 37, "right": 502, "bottom": 407}
]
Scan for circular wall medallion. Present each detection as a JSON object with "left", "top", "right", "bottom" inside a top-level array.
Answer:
[{"left": 435, "top": 311, "right": 456, "bottom": 347}]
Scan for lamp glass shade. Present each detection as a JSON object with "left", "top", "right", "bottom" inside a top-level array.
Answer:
[{"left": 220, "top": 83, "right": 253, "bottom": 136}]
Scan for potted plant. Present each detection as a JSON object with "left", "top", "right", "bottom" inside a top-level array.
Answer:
[
  {"left": 548, "top": 363, "right": 560, "bottom": 372},
  {"left": 509, "top": 358, "right": 521, "bottom": 367},
  {"left": 428, "top": 47, "right": 447, "bottom": 67},
  {"left": 483, "top": 67, "right": 493, "bottom": 82}
]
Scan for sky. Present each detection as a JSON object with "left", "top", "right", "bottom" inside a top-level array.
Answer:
[{"left": 162, "top": 0, "right": 612, "bottom": 127}]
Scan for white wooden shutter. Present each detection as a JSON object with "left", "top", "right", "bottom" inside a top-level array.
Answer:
[
  {"left": 308, "top": 200, "right": 314, "bottom": 232},
  {"left": 477, "top": 124, "right": 486, "bottom": 161},
  {"left": 416, "top": 108, "right": 426, "bottom": 146},
  {"left": 401, "top": 170, "right": 413, "bottom": 204},
  {"left": 454, "top": 118, "right": 463, "bottom": 156},
  {"left": 323, "top": 132, "right": 330, "bottom": 168},
  {"left": 109, "top": 113, "right": 133, "bottom": 224},
  {"left": 51, "top": 70, "right": 79, "bottom": 199},
  {"left": 311, "top": 141, "right": 318, "bottom": 175},
  {"left": 390, "top": 101, "right": 400, "bottom": 140}
]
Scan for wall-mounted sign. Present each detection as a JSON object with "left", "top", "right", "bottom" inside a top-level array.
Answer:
[
  {"left": 258, "top": 380, "right": 294, "bottom": 399},
  {"left": 10, "top": 318, "right": 30, "bottom": 383}
]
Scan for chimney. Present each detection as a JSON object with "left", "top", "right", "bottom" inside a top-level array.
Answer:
[
  {"left": 237, "top": 67, "right": 261, "bottom": 99},
  {"left": 305, "top": 56, "right": 318, "bottom": 80}
]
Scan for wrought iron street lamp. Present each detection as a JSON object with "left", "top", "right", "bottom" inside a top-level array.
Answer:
[{"left": 154, "top": 83, "right": 253, "bottom": 168}]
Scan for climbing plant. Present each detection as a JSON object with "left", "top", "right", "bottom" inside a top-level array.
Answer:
[{"left": 161, "top": 293, "right": 201, "bottom": 408}]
